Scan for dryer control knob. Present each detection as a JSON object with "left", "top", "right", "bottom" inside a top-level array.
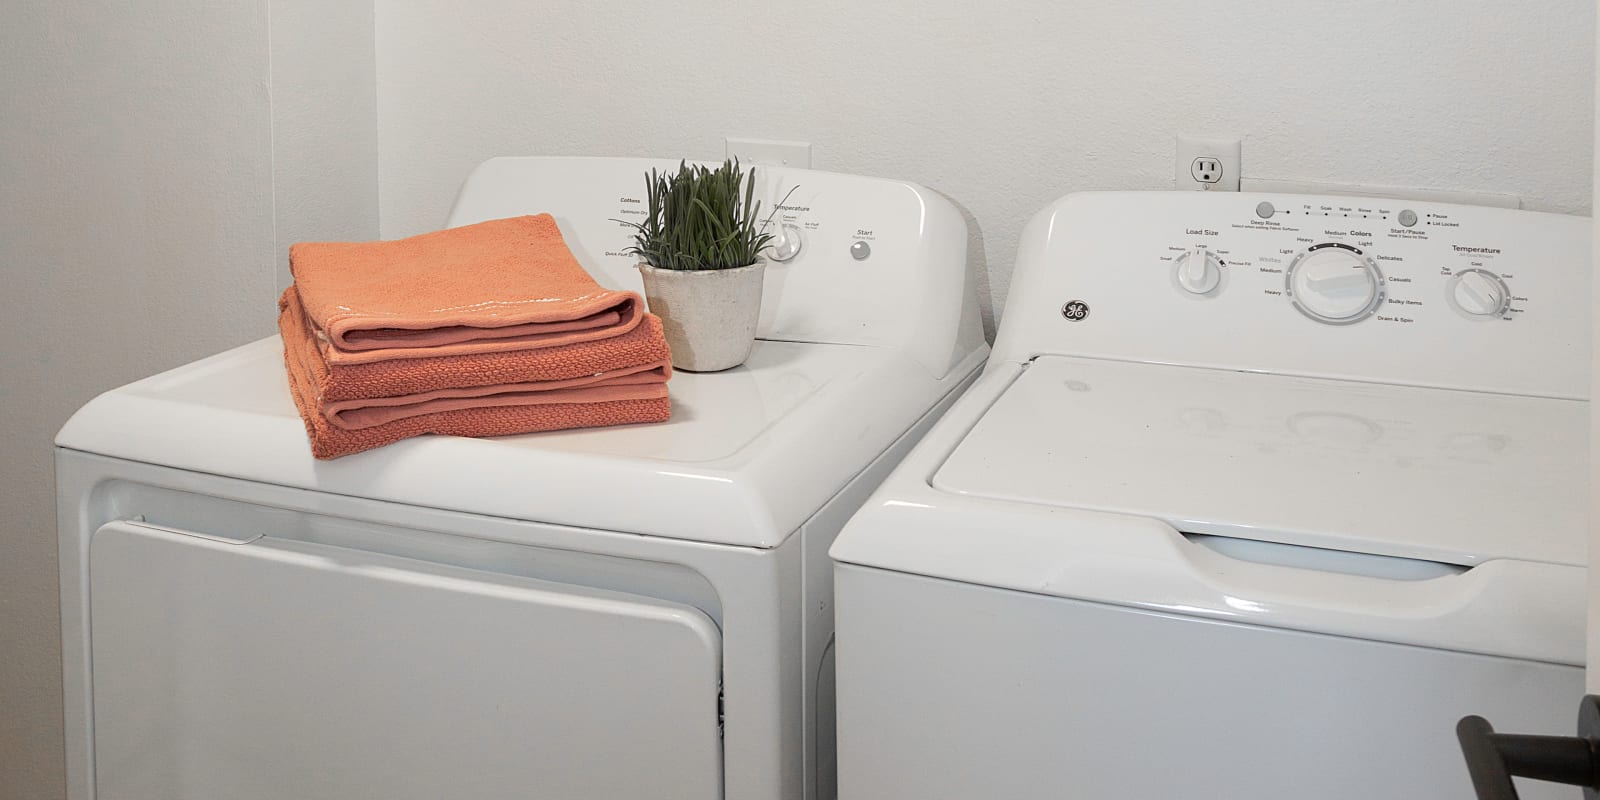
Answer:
[
  {"left": 1173, "top": 245, "right": 1222, "bottom": 295},
  {"left": 1285, "top": 243, "right": 1384, "bottom": 325},
  {"left": 768, "top": 224, "right": 803, "bottom": 262},
  {"left": 1450, "top": 269, "right": 1510, "bottom": 317}
]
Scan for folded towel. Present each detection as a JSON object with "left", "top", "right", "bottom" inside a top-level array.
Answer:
[
  {"left": 279, "top": 291, "right": 671, "bottom": 459},
  {"left": 280, "top": 287, "right": 672, "bottom": 403},
  {"left": 290, "top": 214, "right": 645, "bottom": 365},
  {"left": 281, "top": 287, "right": 670, "bottom": 431}
]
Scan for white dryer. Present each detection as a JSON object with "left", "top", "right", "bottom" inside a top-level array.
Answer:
[
  {"left": 830, "top": 192, "right": 1588, "bottom": 799},
  {"left": 56, "top": 157, "right": 987, "bottom": 800}
]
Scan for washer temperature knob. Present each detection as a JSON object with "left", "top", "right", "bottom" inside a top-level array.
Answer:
[
  {"left": 1173, "top": 245, "right": 1222, "bottom": 295},
  {"left": 1450, "top": 269, "right": 1510, "bottom": 317}
]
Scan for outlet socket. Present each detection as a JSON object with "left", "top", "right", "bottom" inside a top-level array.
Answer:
[
  {"left": 1175, "top": 136, "right": 1241, "bottom": 191},
  {"left": 1191, "top": 157, "right": 1222, "bottom": 183}
]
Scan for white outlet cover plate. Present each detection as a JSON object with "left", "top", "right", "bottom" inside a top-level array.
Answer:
[
  {"left": 1175, "top": 136, "right": 1241, "bottom": 192},
  {"left": 725, "top": 137, "right": 812, "bottom": 168}
]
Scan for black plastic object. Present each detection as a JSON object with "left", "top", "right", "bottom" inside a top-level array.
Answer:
[{"left": 1457, "top": 695, "right": 1600, "bottom": 799}]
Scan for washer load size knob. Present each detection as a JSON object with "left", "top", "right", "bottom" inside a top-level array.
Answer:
[
  {"left": 1449, "top": 269, "right": 1511, "bottom": 318},
  {"left": 1172, "top": 245, "right": 1223, "bottom": 295},
  {"left": 1285, "top": 243, "right": 1385, "bottom": 325}
]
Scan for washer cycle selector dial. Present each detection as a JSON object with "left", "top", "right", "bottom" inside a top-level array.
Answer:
[
  {"left": 1173, "top": 245, "right": 1222, "bottom": 295},
  {"left": 1449, "top": 269, "right": 1511, "bottom": 317},
  {"left": 1285, "top": 243, "right": 1385, "bottom": 325}
]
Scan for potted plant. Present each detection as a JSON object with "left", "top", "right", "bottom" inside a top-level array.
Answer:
[{"left": 622, "top": 159, "right": 783, "bottom": 372}]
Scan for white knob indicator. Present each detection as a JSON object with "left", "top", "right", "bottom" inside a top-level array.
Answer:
[
  {"left": 1450, "top": 269, "right": 1510, "bottom": 318},
  {"left": 1173, "top": 245, "right": 1222, "bottom": 295},
  {"left": 768, "top": 224, "right": 803, "bottom": 262},
  {"left": 1285, "top": 243, "right": 1384, "bottom": 325}
]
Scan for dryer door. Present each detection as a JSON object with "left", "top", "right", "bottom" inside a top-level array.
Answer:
[{"left": 88, "top": 520, "right": 722, "bottom": 800}]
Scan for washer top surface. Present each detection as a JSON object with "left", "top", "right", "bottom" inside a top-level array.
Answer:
[
  {"left": 932, "top": 355, "right": 1586, "bottom": 568},
  {"left": 831, "top": 358, "right": 1587, "bottom": 664},
  {"left": 59, "top": 335, "right": 970, "bottom": 548},
  {"left": 833, "top": 191, "right": 1589, "bottom": 663}
]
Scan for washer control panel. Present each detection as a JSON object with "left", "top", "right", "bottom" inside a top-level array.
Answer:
[
  {"left": 1156, "top": 198, "right": 1533, "bottom": 326},
  {"left": 994, "top": 192, "right": 1590, "bottom": 399}
]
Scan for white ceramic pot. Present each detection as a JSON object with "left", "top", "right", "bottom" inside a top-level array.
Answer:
[{"left": 637, "top": 258, "right": 766, "bottom": 372}]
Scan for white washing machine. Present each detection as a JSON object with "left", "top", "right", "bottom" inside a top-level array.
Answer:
[
  {"left": 829, "top": 192, "right": 1588, "bottom": 799},
  {"left": 56, "top": 156, "right": 987, "bottom": 800}
]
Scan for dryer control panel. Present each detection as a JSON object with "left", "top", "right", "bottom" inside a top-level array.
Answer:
[
  {"left": 993, "top": 192, "right": 1591, "bottom": 398},
  {"left": 442, "top": 156, "right": 982, "bottom": 378}
]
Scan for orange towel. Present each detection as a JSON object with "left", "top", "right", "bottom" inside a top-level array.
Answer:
[
  {"left": 290, "top": 214, "right": 646, "bottom": 365},
  {"left": 280, "top": 287, "right": 671, "bottom": 403},
  {"left": 278, "top": 291, "right": 671, "bottom": 460}
]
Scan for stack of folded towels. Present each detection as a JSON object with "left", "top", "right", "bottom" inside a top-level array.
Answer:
[{"left": 278, "top": 214, "right": 673, "bottom": 459}]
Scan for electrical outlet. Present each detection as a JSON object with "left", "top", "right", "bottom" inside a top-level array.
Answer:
[
  {"left": 1175, "top": 136, "right": 1241, "bottom": 191},
  {"left": 1191, "top": 157, "right": 1222, "bottom": 184}
]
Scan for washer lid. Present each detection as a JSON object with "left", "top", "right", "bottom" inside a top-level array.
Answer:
[
  {"left": 58, "top": 336, "right": 966, "bottom": 548},
  {"left": 931, "top": 356, "right": 1585, "bottom": 568}
]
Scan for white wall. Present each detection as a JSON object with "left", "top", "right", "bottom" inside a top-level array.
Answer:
[
  {"left": 375, "top": 0, "right": 1595, "bottom": 337},
  {"left": 270, "top": 1, "right": 381, "bottom": 291},
  {"left": 1590, "top": 0, "right": 1600, "bottom": 693},
  {"left": 3, "top": 2, "right": 1594, "bottom": 795},
  {"left": 0, "top": 4, "right": 375, "bottom": 797}
]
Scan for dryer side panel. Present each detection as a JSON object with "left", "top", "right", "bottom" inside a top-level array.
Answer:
[{"left": 89, "top": 520, "right": 723, "bottom": 800}]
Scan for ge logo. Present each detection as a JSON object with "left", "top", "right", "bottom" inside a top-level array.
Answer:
[{"left": 1061, "top": 300, "right": 1090, "bottom": 322}]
